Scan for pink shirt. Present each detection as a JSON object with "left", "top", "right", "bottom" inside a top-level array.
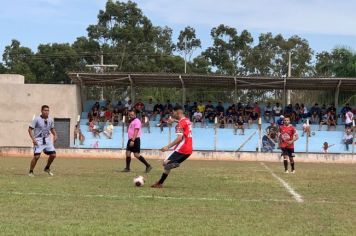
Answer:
[{"left": 128, "top": 118, "right": 142, "bottom": 139}]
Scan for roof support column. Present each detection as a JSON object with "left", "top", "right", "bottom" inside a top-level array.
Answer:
[
  {"left": 179, "top": 75, "right": 186, "bottom": 105},
  {"left": 335, "top": 80, "right": 342, "bottom": 109},
  {"left": 128, "top": 74, "right": 135, "bottom": 104}
]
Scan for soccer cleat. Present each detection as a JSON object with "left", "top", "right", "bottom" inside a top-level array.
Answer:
[
  {"left": 151, "top": 182, "right": 163, "bottom": 188},
  {"left": 44, "top": 168, "right": 54, "bottom": 176},
  {"left": 291, "top": 170, "right": 295, "bottom": 174},
  {"left": 121, "top": 168, "right": 131, "bottom": 172},
  {"left": 284, "top": 170, "right": 289, "bottom": 174},
  {"left": 28, "top": 172, "right": 35, "bottom": 177},
  {"left": 145, "top": 165, "right": 152, "bottom": 173}
]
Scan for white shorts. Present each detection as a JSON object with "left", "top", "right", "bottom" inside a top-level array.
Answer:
[{"left": 33, "top": 138, "right": 56, "bottom": 155}]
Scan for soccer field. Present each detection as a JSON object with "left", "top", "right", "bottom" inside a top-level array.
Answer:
[{"left": 0, "top": 157, "right": 355, "bottom": 235}]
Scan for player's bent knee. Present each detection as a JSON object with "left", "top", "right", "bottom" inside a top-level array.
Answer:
[{"left": 164, "top": 162, "right": 180, "bottom": 171}]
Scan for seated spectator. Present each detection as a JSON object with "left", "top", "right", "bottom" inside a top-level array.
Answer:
[
  {"left": 266, "top": 123, "right": 278, "bottom": 139},
  {"left": 310, "top": 103, "right": 321, "bottom": 124},
  {"left": 88, "top": 119, "right": 95, "bottom": 132},
  {"left": 197, "top": 101, "right": 206, "bottom": 114},
  {"left": 112, "top": 108, "right": 120, "bottom": 126},
  {"left": 103, "top": 121, "right": 114, "bottom": 139},
  {"left": 104, "top": 108, "right": 112, "bottom": 121},
  {"left": 322, "top": 142, "right": 334, "bottom": 153},
  {"left": 236, "top": 102, "right": 244, "bottom": 116},
  {"left": 205, "top": 101, "right": 215, "bottom": 117},
  {"left": 92, "top": 101, "right": 100, "bottom": 111},
  {"left": 164, "top": 99, "right": 173, "bottom": 111},
  {"left": 244, "top": 102, "right": 253, "bottom": 121},
  {"left": 302, "top": 120, "right": 311, "bottom": 137},
  {"left": 184, "top": 100, "right": 191, "bottom": 116},
  {"left": 264, "top": 102, "right": 273, "bottom": 123},
  {"left": 206, "top": 113, "right": 216, "bottom": 125},
  {"left": 217, "top": 112, "right": 226, "bottom": 128},
  {"left": 192, "top": 109, "right": 204, "bottom": 127},
  {"left": 234, "top": 116, "right": 245, "bottom": 135},
  {"left": 99, "top": 107, "right": 105, "bottom": 122},
  {"left": 91, "top": 121, "right": 101, "bottom": 138},
  {"left": 253, "top": 102, "right": 261, "bottom": 117},
  {"left": 284, "top": 104, "right": 294, "bottom": 117},
  {"left": 157, "top": 113, "right": 170, "bottom": 133},
  {"left": 319, "top": 113, "right": 328, "bottom": 131},
  {"left": 320, "top": 104, "right": 327, "bottom": 117},
  {"left": 145, "top": 98, "right": 154, "bottom": 119},
  {"left": 345, "top": 110, "right": 354, "bottom": 128},
  {"left": 225, "top": 108, "right": 236, "bottom": 126},
  {"left": 327, "top": 104, "right": 337, "bottom": 120},
  {"left": 90, "top": 107, "right": 99, "bottom": 122},
  {"left": 343, "top": 129, "right": 354, "bottom": 151},
  {"left": 248, "top": 111, "right": 259, "bottom": 127},
  {"left": 115, "top": 101, "right": 124, "bottom": 114},
  {"left": 125, "top": 99, "right": 133, "bottom": 110},
  {"left": 300, "top": 104, "right": 308, "bottom": 120},
  {"left": 106, "top": 100, "right": 113, "bottom": 112},
  {"left": 273, "top": 102, "right": 283, "bottom": 122},
  {"left": 153, "top": 100, "right": 164, "bottom": 121},
  {"left": 216, "top": 101, "right": 225, "bottom": 114},
  {"left": 327, "top": 112, "right": 337, "bottom": 130},
  {"left": 141, "top": 114, "right": 151, "bottom": 133}
]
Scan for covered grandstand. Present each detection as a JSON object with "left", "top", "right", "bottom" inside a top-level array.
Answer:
[{"left": 67, "top": 72, "right": 356, "bottom": 154}]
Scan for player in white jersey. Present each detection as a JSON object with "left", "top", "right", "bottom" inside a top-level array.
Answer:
[{"left": 28, "top": 105, "right": 57, "bottom": 177}]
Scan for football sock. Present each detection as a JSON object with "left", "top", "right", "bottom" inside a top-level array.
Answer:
[
  {"left": 125, "top": 156, "right": 131, "bottom": 169},
  {"left": 158, "top": 173, "right": 168, "bottom": 184},
  {"left": 291, "top": 162, "right": 295, "bottom": 171},
  {"left": 138, "top": 156, "right": 150, "bottom": 167},
  {"left": 283, "top": 160, "right": 288, "bottom": 171}
]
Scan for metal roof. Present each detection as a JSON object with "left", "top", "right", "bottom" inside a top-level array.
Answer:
[{"left": 68, "top": 72, "right": 356, "bottom": 91}]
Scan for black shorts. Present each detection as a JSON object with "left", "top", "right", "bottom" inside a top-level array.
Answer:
[
  {"left": 164, "top": 151, "right": 190, "bottom": 170},
  {"left": 281, "top": 148, "right": 294, "bottom": 158},
  {"left": 126, "top": 138, "right": 141, "bottom": 153}
]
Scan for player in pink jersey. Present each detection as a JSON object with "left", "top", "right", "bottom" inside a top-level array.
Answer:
[{"left": 151, "top": 105, "right": 193, "bottom": 188}]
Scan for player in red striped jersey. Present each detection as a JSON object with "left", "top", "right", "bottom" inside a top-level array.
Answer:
[
  {"left": 279, "top": 116, "right": 298, "bottom": 173},
  {"left": 151, "top": 105, "right": 193, "bottom": 188}
]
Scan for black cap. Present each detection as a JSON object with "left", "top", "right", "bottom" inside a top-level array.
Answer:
[{"left": 173, "top": 105, "right": 183, "bottom": 111}]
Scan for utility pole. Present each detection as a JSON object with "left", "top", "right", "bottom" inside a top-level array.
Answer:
[
  {"left": 287, "top": 51, "right": 292, "bottom": 105},
  {"left": 85, "top": 51, "right": 118, "bottom": 100},
  {"left": 183, "top": 36, "right": 187, "bottom": 74}
]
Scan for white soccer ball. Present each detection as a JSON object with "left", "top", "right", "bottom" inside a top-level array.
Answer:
[{"left": 133, "top": 176, "right": 145, "bottom": 187}]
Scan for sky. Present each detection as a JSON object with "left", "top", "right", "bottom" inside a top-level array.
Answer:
[{"left": 1, "top": 0, "right": 356, "bottom": 59}]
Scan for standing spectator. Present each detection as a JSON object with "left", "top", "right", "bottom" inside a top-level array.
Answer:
[
  {"left": 184, "top": 100, "right": 191, "bottom": 115},
  {"left": 115, "top": 101, "right": 124, "bottom": 114},
  {"left": 99, "top": 107, "right": 105, "bottom": 122},
  {"left": 145, "top": 98, "right": 154, "bottom": 119},
  {"left": 112, "top": 108, "right": 120, "bottom": 126},
  {"left": 134, "top": 98, "right": 145, "bottom": 118},
  {"left": 343, "top": 129, "right": 354, "bottom": 151},
  {"left": 164, "top": 99, "right": 173, "bottom": 111},
  {"left": 106, "top": 100, "right": 113, "bottom": 112},
  {"left": 141, "top": 114, "right": 151, "bottom": 133},
  {"left": 234, "top": 116, "right": 245, "bottom": 135},
  {"left": 104, "top": 108, "right": 112, "bottom": 121},
  {"left": 205, "top": 101, "right": 215, "bottom": 116},
  {"left": 244, "top": 102, "right": 253, "bottom": 121},
  {"left": 92, "top": 101, "right": 100, "bottom": 111},
  {"left": 322, "top": 142, "right": 334, "bottom": 153},
  {"left": 345, "top": 110, "right": 354, "bottom": 128},
  {"left": 226, "top": 108, "right": 235, "bottom": 126},
  {"left": 217, "top": 112, "right": 226, "bottom": 128},
  {"left": 276, "top": 115, "right": 284, "bottom": 126},
  {"left": 262, "top": 132, "right": 277, "bottom": 153},
  {"left": 341, "top": 103, "right": 352, "bottom": 122},
  {"left": 273, "top": 102, "right": 283, "bottom": 122},
  {"left": 192, "top": 109, "right": 203, "bottom": 127},
  {"left": 264, "top": 102, "right": 273, "bottom": 123},
  {"left": 90, "top": 107, "right": 99, "bottom": 122},
  {"left": 300, "top": 104, "right": 308, "bottom": 120}
]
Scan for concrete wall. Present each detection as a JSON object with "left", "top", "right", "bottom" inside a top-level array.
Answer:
[
  {"left": 0, "top": 83, "right": 82, "bottom": 147},
  {"left": 0, "top": 74, "right": 25, "bottom": 84}
]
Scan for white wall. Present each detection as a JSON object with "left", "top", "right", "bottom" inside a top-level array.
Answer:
[
  {"left": 0, "top": 74, "right": 24, "bottom": 84},
  {"left": 0, "top": 83, "right": 82, "bottom": 147}
]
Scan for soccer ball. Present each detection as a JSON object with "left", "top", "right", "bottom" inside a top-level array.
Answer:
[{"left": 133, "top": 176, "right": 145, "bottom": 187}]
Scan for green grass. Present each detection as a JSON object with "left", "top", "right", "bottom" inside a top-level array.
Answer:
[{"left": 0, "top": 157, "right": 356, "bottom": 235}]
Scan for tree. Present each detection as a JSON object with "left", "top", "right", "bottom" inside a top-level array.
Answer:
[
  {"left": 203, "top": 24, "right": 253, "bottom": 75},
  {"left": 177, "top": 26, "right": 201, "bottom": 72},
  {"left": 2, "top": 39, "right": 36, "bottom": 82}
]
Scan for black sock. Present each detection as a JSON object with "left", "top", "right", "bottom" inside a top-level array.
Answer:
[
  {"left": 138, "top": 156, "right": 150, "bottom": 167},
  {"left": 29, "top": 170, "right": 33, "bottom": 173},
  {"left": 291, "top": 162, "right": 295, "bottom": 171},
  {"left": 283, "top": 160, "right": 288, "bottom": 171},
  {"left": 158, "top": 173, "right": 168, "bottom": 184},
  {"left": 125, "top": 156, "right": 131, "bottom": 169},
  {"left": 45, "top": 165, "right": 50, "bottom": 170}
]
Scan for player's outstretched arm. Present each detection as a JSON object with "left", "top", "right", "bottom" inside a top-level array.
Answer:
[{"left": 161, "top": 134, "right": 183, "bottom": 152}]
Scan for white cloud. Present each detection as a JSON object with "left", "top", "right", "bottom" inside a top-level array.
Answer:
[{"left": 133, "top": 0, "right": 356, "bottom": 36}]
